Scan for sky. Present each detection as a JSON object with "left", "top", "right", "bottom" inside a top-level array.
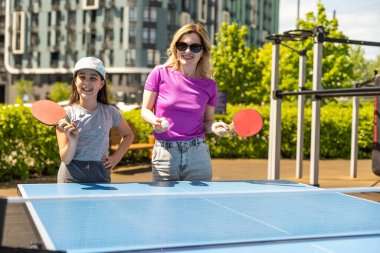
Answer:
[{"left": 279, "top": 0, "right": 380, "bottom": 60}]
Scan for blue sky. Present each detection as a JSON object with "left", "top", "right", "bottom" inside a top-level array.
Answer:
[{"left": 279, "top": 0, "right": 380, "bottom": 60}]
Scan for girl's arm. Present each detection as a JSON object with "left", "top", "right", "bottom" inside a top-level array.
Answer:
[
  {"left": 56, "top": 122, "right": 78, "bottom": 164},
  {"left": 103, "top": 118, "right": 134, "bottom": 170}
]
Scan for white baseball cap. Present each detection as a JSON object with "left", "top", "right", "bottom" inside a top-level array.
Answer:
[{"left": 73, "top": 57, "right": 106, "bottom": 79}]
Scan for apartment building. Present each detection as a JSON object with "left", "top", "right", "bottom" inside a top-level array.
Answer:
[{"left": 0, "top": 0, "right": 279, "bottom": 104}]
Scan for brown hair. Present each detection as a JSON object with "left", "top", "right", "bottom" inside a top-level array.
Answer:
[{"left": 163, "top": 23, "right": 212, "bottom": 78}]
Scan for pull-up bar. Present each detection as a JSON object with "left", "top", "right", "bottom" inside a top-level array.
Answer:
[
  {"left": 266, "top": 26, "right": 380, "bottom": 186},
  {"left": 275, "top": 86, "right": 380, "bottom": 99}
]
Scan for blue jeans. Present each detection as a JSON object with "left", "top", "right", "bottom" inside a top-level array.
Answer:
[{"left": 152, "top": 138, "right": 212, "bottom": 181}]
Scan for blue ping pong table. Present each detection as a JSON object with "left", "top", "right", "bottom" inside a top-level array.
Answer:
[{"left": 18, "top": 180, "right": 380, "bottom": 253}]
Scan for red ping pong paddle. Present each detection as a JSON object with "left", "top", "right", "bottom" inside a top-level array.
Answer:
[
  {"left": 31, "top": 100, "right": 78, "bottom": 134},
  {"left": 229, "top": 109, "right": 263, "bottom": 137}
]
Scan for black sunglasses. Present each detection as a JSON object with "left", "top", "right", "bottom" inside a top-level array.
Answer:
[{"left": 175, "top": 42, "right": 204, "bottom": 53}]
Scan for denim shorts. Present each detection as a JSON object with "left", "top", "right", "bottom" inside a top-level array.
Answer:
[
  {"left": 57, "top": 160, "right": 111, "bottom": 183},
  {"left": 151, "top": 138, "right": 212, "bottom": 181}
]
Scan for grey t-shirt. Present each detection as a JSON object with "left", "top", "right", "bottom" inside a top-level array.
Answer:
[{"left": 64, "top": 103, "right": 122, "bottom": 161}]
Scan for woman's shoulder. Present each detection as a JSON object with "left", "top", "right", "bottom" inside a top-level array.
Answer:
[
  {"left": 198, "top": 77, "right": 217, "bottom": 86},
  {"left": 147, "top": 65, "right": 173, "bottom": 82},
  {"left": 152, "top": 65, "right": 171, "bottom": 74}
]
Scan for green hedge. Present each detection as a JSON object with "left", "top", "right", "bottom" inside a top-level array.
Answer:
[
  {"left": 215, "top": 101, "right": 373, "bottom": 160},
  {"left": 0, "top": 102, "right": 375, "bottom": 181},
  {"left": 0, "top": 105, "right": 59, "bottom": 181}
]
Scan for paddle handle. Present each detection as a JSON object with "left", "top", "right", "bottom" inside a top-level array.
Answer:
[
  {"left": 227, "top": 122, "right": 236, "bottom": 135},
  {"left": 59, "top": 119, "right": 79, "bottom": 135}
]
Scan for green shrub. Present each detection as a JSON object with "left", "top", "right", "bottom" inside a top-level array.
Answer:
[
  {"left": 207, "top": 101, "right": 374, "bottom": 159},
  {"left": 0, "top": 104, "right": 60, "bottom": 182},
  {"left": 0, "top": 101, "right": 375, "bottom": 181}
]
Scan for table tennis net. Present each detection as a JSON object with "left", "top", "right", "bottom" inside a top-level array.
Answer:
[{"left": 1, "top": 189, "right": 380, "bottom": 252}]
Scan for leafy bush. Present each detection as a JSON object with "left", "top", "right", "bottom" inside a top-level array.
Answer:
[
  {"left": 0, "top": 102, "right": 375, "bottom": 181},
  {"left": 0, "top": 104, "right": 60, "bottom": 181},
  {"left": 210, "top": 101, "right": 373, "bottom": 160}
]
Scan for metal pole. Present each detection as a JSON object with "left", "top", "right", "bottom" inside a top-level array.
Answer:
[
  {"left": 350, "top": 96, "right": 359, "bottom": 178},
  {"left": 310, "top": 27, "right": 323, "bottom": 186},
  {"left": 296, "top": 0, "right": 300, "bottom": 29},
  {"left": 268, "top": 42, "right": 281, "bottom": 180},
  {"left": 296, "top": 53, "right": 306, "bottom": 178}
]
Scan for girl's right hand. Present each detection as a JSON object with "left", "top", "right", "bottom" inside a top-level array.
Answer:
[{"left": 57, "top": 120, "right": 78, "bottom": 140}]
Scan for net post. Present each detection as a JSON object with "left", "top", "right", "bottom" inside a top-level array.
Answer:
[{"left": 0, "top": 198, "right": 7, "bottom": 246}]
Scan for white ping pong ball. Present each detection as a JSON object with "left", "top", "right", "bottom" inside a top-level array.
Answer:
[{"left": 161, "top": 120, "right": 169, "bottom": 128}]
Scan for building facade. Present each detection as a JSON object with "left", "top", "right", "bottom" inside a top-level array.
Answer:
[{"left": 0, "top": 0, "right": 279, "bottom": 104}]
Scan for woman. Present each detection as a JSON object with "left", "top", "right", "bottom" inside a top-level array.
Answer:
[
  {"left": 56, "top": 57, "right": 134, "bottom": 183},
  {"left": 141, "top": 24, "right": 229, "bottom": 181}
]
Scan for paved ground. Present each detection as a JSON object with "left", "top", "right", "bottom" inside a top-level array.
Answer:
[{"left": 1, "top": 159, "right": 379, "bottom": 198}]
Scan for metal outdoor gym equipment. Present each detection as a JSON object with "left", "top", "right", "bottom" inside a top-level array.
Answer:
[{"left": 266, "top": 26, "right": 380, "bottom": 186}]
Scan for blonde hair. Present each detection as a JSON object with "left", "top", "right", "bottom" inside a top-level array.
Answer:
[{"left": 163, "top": 23, "right": 212, "bottom": 78}]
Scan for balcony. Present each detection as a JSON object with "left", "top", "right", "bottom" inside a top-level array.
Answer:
[
  {"left": 66, "top": 22, "right": 76, "bottom": 31},
  {"left": 52, "top": 0, "right": 60, "bottom": 11},
  {"left": 101, "top": 0, "right": 115, "bottom": 9},
  {"left": 65, "top": 2, "right": 76, "bottom": 11},
  {"left": 49, "top": 45, "right": 59, "bottom": 52},
  {"left": 28, "top": 3, "right": 40, "bottom": 13},
  {"left": 103, "top": 21, "right": 114, "bottom": 29},
  {"left": 103, "top": 41, "right": 113, "bottom": 49}
]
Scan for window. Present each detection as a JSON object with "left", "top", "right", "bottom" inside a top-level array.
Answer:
[
  {"left": 143, "top": 7, "right": 157, "bottom": 22},
  {"left": 222, "top": 11, "right": 230, "bottom": 24},
  {"left": 12, "top": 12, "right": 25, "bottom": 54},
  {"left": 197, "top": 0, "right": 207, "bottom": 22},
  {"left": 142, "top": 28, "right": 149, "bottom": 43},
  {"left": 147, "top": 49, "right": 155, "bottom": 65},
  {"left": 147, "top": 49, "right": 161, "bottom": 66},
  {"left": 250, "top": 0, "right": 258, "bottom": 28},
  {"left": 126, "top": 49, "right": 136, "bottom": 65},
  {"left": 129, "top": 6, "right": 137, "bottom": 21},
  {"left": 68, "top": 11, "right": 76, "bottom": 25},
  {"left": 50, "top": 52, "right": 59, "bottom": 67},
  {"left": 83, "top": 0, "right": 99, "bottom": 10},
  {"left": 31, "top": 13, "right": 38, "bottom": 27},
  {"left": 179, "top": 12, "right": 191, "bottom": 26},
  {"left": 142, "top": 28, "right": 156, "bottom": 44}
]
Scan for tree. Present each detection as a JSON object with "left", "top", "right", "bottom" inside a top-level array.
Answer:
[
  {"left": 211, "top": 23, "right": 263, "bottom": 104},
  {"left": 258, "top": 1, "right": 358, "bottom": 102},
  {"left": 349, "top": 46, "right": 371, "bottom": 85},
  {"left": 14, "top": 79, "right": 34, "bottom": 103},
  {"left": 49, "top": 82, "right": 71, "bottom": 102}
]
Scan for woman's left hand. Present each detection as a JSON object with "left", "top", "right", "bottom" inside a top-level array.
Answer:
[{"left": 211, "top": 122, "right": 230, "bottom": 137}]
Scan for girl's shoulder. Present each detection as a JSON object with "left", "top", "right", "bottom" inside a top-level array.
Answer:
[{"left": 99, "top": 103, "right": 118, "bottom": 111}]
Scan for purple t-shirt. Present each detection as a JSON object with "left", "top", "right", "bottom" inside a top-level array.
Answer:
[{"left": 144, "top": 65, "right": 218, "bottom": 141}]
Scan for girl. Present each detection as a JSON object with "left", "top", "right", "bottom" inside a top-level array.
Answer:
[{"left": 56, "top": 57, "right": 134, "bottom": 183}]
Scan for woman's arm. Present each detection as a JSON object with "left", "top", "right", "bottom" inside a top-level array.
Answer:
[
  {"left": 204, "top": 105, "right": 229, "bottom": 136},
  {"left": 141, "top": 89, "right": 167, "bottom": 132}
]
